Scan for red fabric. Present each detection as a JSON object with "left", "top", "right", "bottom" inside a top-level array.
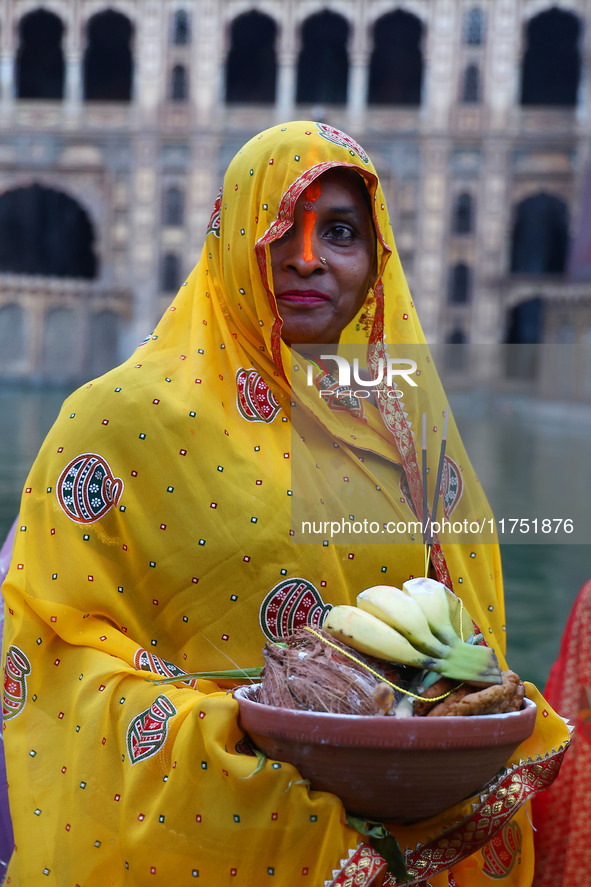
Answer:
[{"left": 532, "top": 579, "right": 591, "bottom": 884}]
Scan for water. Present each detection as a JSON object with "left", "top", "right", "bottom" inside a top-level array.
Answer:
[
  {"left": 449, "top": 392, "right": 591, "bottom": 690},
  {"left": 1, "top": 386, "right": 589, "bottom": 691}
]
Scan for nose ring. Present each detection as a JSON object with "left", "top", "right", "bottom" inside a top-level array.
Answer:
[{"left": 319, "top": 256, "right": 328, "bottom": 265}]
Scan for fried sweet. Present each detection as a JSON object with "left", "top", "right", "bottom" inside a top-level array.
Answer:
[{"left": 416, "top": 670, "right": 525, "bottom": 717}]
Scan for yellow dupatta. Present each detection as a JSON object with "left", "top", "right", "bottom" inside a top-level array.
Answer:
[{"left": 2, "top": 121, "right": 568, "bottom": 886}]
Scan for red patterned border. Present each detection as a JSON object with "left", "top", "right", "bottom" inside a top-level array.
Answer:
[
  {"left": 393, "top": 749, "right": 565, "bottom": 884},
  {"left": 332, "top": 747, "right": 567, "bottom": 886},
  {"left": 329, "top": 845, "right": 388, "bottom": 886}
]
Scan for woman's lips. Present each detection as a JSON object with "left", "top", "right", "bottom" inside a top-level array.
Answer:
[{"left": 275, "top": 290, "right": 331, "bottom": 304}]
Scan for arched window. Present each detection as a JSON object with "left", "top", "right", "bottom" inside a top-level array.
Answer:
[
  {"left": 226, "top": 11, "right": 277, "bottom": 104},
  {"left": 170, "top": 65, "right": 188, "bottom": 101},
  {"left": 452, "top": 193, "right": 474, "bottom": 235},
  {"left": 448, "top": 263, "right": 471, "bottom": 304},
  {"left": 511, "top": 193, "right": 569, "bottom": 274},
  {"left": 504, "top": 297, "right": 543, "bottom": 345},
  {"left": 368, "top": 10, "right": 423, "bottom": 105},
  {"left": 172, "top": 9, "right": 190, "bottom": 45},
  {"left": 161, "top": 254, "right": 181, "bottom": 292},
  {"left": 163, "top": 187, "right": 184, "bottom": 226},
  {"left": 447, "top": 328, "right": 467, "bottom": 344},
  {"left": 84, "top": 10, "right": 133, "bottom": 101},
  {"left": 0, "top": 184, "right": 97, "bottom": 278},
  {"left": 296, "top": 11, "right": 349, "bottom": 104},
  {"left": 16, "top": 9, "right": 65, "bottom": 99},
  {"left": 464, "top": 8, "right": 485, "bottom": 46},
  {"left": 462, "top": 65, "right": 480, "bottom": 103},
  {"left": 520, "top": 9, "right": 581, "bottom": 106}
]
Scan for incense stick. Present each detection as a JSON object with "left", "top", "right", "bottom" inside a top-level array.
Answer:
[
  {"left": 422, "top": 412, "right": 428, "bottom": 545},
  {"left": 429, "top": 406, "right": 449, "bottom": 545}
]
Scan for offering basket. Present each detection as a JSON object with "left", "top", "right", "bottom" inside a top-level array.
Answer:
[{"left": 235, "top": 684, "right": 537, "bottom": 820}]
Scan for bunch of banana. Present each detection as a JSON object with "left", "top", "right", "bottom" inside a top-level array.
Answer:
[{"left": 323, "top": 577, "right": 502, "bottom": 685}]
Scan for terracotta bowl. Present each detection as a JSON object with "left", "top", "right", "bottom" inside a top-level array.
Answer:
[{"left": 234, "top": 685, "right": 537, "bottom": 821}]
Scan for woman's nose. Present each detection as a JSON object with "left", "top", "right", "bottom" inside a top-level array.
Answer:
[{"left": 282, "top": 229, "right": 326, "bottom": 275}]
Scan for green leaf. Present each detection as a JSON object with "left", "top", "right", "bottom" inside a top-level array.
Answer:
[{"left": 150, "top": 666, "right": 263, "bottom": 685}]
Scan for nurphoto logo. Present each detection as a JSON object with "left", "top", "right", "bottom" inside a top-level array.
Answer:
[{"left": 307, "top": 354, "right": 418, "bottom": 400}]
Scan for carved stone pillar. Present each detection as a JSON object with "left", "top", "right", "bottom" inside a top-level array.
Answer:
[{"left": 276, "top": 53, "right": 296, "bottom": 119}]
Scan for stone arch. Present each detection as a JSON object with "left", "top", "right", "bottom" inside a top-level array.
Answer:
[
  {"left": 296, "top": 10, "right": 349, "bottom": 105},
  {"left": 504, "top": 296, "right": 544, "bottom": 345},
  {"left": 225, "top": 10, "right": 277, "bottom": 104},
  {"left": 0, "top": 183, "right": 97, "bottom": 279},
  {"left": 510, "top": 193, "right": 569, "bottom": 274},
  {"left": 520, "top": 7, "right": 581, "bottom": 106},
  {"left": 161, "top": 253, "right": 181, "bottom": 292},
  {"left": 447, "top": 328, "right": 467, "bottom": 344},
  {"left": 84, "top": 9, "right": 133, "bottom": 101},
  {"left": 464, "top": 7, "right": 485, "bottom": 45},
  {"left": 452, "top": 192, "right": 475, "bottom": 235},
  {"left": 162, "top": 186, "right": 184, "bottom": 226},
  {"left": 461, "top": 64, "right": 480, "bottom": 103},
  {"left": 368, "top": 9, "right": 423, "bottom": 105},
  {"left": 170, "top": 64, "right": 188, "bottom": 101},
  {"left": 16, "top": 8, "right": 65, "bottom": 99},
  {"left": 172, "top": 8, "right": 190, "bottom": 45},
  {"left": 448, "top": 262, "right": 471, "bottom": 304}
]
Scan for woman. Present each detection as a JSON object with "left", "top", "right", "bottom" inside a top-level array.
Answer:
[
  {"left": 1, "top": 121, "right": 568, "bottom": 885},
  {"left": 532, "top": 579, "right": 591, "bottom": 885}
]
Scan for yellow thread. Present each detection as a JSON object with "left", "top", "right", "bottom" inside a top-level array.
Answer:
[
  {"left": 424, "top": 543, "right": 431, "bottom": 578},
  {"left": 303, "top": 626, "right": 456, "bottom": 703}
]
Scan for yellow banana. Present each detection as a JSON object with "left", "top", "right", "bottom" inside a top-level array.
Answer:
[
  {"left": 323, "top": 605, "right": 442, "bottom": 671},
  {"left": 357, "top": 585, "right": 448, "bottom": 658},
  {"left": 402, "top": 577, "right": 502, "bottom": 684},
  {"left": 324, "top": 586, "right": 502, "bottom": 684},
  {"left": 402, "top": 577, "right": 462, "bottom": 646}
]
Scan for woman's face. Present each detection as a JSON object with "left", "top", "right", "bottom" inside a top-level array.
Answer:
[{"left": 270, "top": 168, "right": 376, "bottom": 346}]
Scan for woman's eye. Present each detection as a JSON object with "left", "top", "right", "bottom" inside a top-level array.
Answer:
[{"left": 325, "top": 224, "right": 354, "bottom": 241}]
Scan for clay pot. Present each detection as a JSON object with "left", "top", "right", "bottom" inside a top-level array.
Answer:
[{"left": 234, "top": 685, "right": 537, "bottom": 821}]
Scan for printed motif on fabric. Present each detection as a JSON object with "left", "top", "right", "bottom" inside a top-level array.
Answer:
[
  {"left": 482, "top": 821, "right": 522, "bottom": 878},
  {"left": 133, "top": 648, "right": 198, "bottom": 689},
  {"left": 316, "top": 123, "right": 370, "bottom": 165},
  {"left": 126, "top": 695, "right": 177, "bottom": 765},
  {"left": 2, "top": 645, "right": 31, "bottom": 721},
  {"left": 399, "top": 455, "right": 463, "bottom": 519},
  {"left": 236, "top": 367, "right": 281, "bottom": 423},
  {"left": 260, "top": 578, "right": 332, "bottom": 641},
  {"left": 314, "top": 370, "right": 366, "bottom": 421},
  {"left": 378, "top": 748, "right": 567, "bottom": 885},
  {"left": 206, "top": 186, "right": 223, "bottom": 238},
  {"left": 57, "top": 453, "right": 123, "bottom": 524},
  {"left": 235, "top": 735, "right": 258, "bottom": 757},
  {"left": 328, "top": 844, "right": 388, "bottom": 886}
]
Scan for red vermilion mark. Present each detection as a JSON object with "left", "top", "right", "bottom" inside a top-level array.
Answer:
[{"left": 302, "top": 180, "right": 322, "bottom": 263}]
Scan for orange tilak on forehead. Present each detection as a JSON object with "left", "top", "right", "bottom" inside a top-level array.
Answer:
[{"left": 302, "top": 180, "right": 322, "bottom": 263}]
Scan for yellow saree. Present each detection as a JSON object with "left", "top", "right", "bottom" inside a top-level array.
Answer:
[{"left": 2, "top": 121, "right": 568, "bottom": 886}]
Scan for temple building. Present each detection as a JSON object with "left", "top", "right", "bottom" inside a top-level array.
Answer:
[{"left": 0, "top": 0, "right": 589, "bottom": 390}]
